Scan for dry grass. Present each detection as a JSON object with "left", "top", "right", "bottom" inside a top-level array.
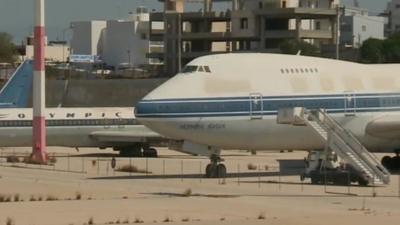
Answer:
[
  {"left": 46, "top": 195, "right": 58, "bottom": 201},
  {"left": 6, "top": 155, "right": 20, "bottom": 163},
  {"left": 48, "top": 156, "right": 57, "bottom": 164},
  {"left": 181, "top": 217, "right": 190, "bottom": 222},
  {"left": 247, "top": 163, "right": 258, "bottom": 170},
  {"left": 0, "top": 194, "right": 12, "bottom": 203},
  {"left": 13, "top": 194, "right": 20, "bottom": 202},
  {"left": 133, "top": 217, "right": 144, "bottom": 223},
  {"left": 29, "top": 195, "right": 37, "bottom": 202},
  {"left": 88, "top": 217, "right": 94, "bottom": 225},
  {"left": 257, "top": 212, "right": 266, "bottom": 220},
  {"left": 75, "top": 192, "right": 82, "bottom": 200},
  {"left": 163, "top": 216, "right": 172, "bottom": 223},
  {"left": 116, "top": 165, "right": 150, "bottom": 174},
  {"left": 6, "top": 217, "right": 15, "bottom": 225},
  {"left": 182, "top": 188, "right": 192, "bottom": 197}
]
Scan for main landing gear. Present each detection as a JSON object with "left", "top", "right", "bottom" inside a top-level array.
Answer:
[
  {"left": 205, "top": 154, "right": 227, "bottom": 178},
  {"left": 381, "top": 150, "right": 400, "bottom": 171}
]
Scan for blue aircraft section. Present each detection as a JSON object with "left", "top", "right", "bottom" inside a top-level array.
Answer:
[{"left": 0, "top": 60, "right": 33, "bottom": 108}]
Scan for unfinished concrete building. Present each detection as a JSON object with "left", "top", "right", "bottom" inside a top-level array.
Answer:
[{"left": 150, "top": 0, "right": 340, "bottom": 76}]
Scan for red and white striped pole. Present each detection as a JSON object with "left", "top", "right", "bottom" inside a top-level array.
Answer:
[{"left": 31, "top": 0, "right": 47, "bottom": 163}]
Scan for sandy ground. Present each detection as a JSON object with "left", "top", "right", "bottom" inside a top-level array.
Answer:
[{"left": 0, "top": 147, "right": 400, "bottom": 225}]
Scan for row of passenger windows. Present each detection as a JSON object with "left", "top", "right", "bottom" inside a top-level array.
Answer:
[
  {"left": 153, "top": 98, "right": 400, "bottom": 113},
  {"left": 280, "top": 68, "right": 319, "bottom": 74},
  {"left": 182, "top": 65, "right": 211, "bottom": 73},
  {"left": 0, "top": 119, "right": 138, "bottom": 127}
]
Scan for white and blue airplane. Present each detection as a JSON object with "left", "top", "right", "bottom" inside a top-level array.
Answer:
[
  {"left": 0, "top": 60, "right": 162, "bottom": 157},
  {"left": 0, "top": 60, "right": 33, "bottom": 108},
  {"left": 136, "top": 53, "right": 400, "bottom": 177}
]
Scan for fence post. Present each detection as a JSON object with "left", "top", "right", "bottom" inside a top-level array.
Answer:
[
  {"left": 199, "top": 161, "right": 202, "bottom": 183},
  {"left": 67, "top": 153, "right": 70, "bottom": 172},
  {"left": 181, "top": 160, "right": 184, "bottom": 182},
  {"left": 237, "top": 163, "right": 240, "bottom": 186},
  {"left": 97, "top": 157, "right": 100, "bottom": 175},
  {"left": 81, "top": 157, "right": 85, "bottom": 173},
  {"left": 163, "top": 160, "right": 165, "bottom": 178},
  {"left": 146, "top": 157, "right": 149, "bottom": 176}
]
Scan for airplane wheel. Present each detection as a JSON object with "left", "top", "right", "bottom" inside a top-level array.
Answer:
[
  {"left": 381, "top": 156, "right": 393, "bottom": 170},
  {"left": 217, "top": 164, "right": 227, "bottom": 178},
  {"left": 358, "top": 178, "right": 369, "bottom": 187},
  {"left": 392, "top": 156, "right": 400, "bottom": 170},
  {"left": 310, "top": 175, "right": 320, "bottom": 184},
  {"left": 143, "top": 148, "right": 158, "bottom": 158},
  {"left": 205, "top": 164, "right": 214, "bottom": 178}
]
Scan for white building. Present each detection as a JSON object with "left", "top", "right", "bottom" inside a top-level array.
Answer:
[
  {"left": 70, "top": 7, "right": 158, "bottom": 68},
  {"left": 385, "top": 0, "right": 400, "bottom": 36},
  {"left": 340, "top": 7, "right": 385, "bottom": 48},
  {"left": 70, "top": 21, "right": 107, "bottom": 56},
  {"left": 25, "top": 36, "right": 69, "bottom": 62}
]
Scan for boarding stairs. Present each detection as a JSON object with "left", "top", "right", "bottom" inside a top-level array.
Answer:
[{"left": 304, "top": 109, "right": 391, "bottom": 185}]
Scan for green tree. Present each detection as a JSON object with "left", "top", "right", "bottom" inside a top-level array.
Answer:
[
  {"left": 359, "top": 38, "right": 384, "bottom": 63},
  {"left": 279, "top": 39, "right": 320, "bottom": 56},
  {"left": 382, "top": 37, "right": 400, "bottom": 63},
  {"left": 0, "top": 32, "right": 17, "bottom": 63}
]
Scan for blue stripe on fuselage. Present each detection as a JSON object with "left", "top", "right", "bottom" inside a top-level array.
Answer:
[{"left": 135, "top": 93, "right": 400, "bottom": 118}]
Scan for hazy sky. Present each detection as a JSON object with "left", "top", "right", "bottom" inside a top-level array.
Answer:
[{"left": 0, "top": 0, "right": 392, "bottom": 43}]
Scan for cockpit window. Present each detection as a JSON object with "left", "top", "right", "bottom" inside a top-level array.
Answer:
[
  {"left": 181, "top": 65, "right": 212, "bottom": 74},
  {"left": 182, "top": 65, "right": 198, "bottom": 73}
]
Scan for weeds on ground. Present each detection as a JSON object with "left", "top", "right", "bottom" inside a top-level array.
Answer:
[
  {"left": 181, "top": 217, "right": 190, "bottom": 222},
  {"left": 88, "top": 217, "right": 94, "bottom": 225},
  {"left": 6, "top": 156, "right": 20, "bottom": 163},
  {"left": 133, "top": 217, "right": 144, "bottom": 223},
  {"left": 163, "top": 216, "right": 172, "bottom": 223},
  {"left": 182, "top": 188, "right": 192, "bottom": 197},
  {"left": 115, "top": 165, "right": 150, "bottom": 174},
  {"left": 46, "top": 195, "right": 58, "bottom": 201},
  {"left": 75, "top": 192, "right": 82, "bottom": 200},
  {"left": 13, "top": 194, "right": 20, "bottom": 202},
  {"left": 247, "top": 163, "right": 257, "bottom": 170},
  {"left": 257, "top": 212, "right": 266, "bottom": 220},
  {"left": 6, "top": 217, "right": 15, "bottom": 225}
]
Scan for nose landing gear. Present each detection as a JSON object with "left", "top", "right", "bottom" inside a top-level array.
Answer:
[{"left": 205, "top": 154, "right": 227, "bottom": 178}]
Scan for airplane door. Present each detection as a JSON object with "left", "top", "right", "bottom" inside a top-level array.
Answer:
[
  {"left": 344, "top": 92, "right": 356, "bottom": 116},
  {"left": 249, "top": 93, "right": 263, "bottom": 120}
]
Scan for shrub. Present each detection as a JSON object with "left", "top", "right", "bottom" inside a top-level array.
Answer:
[
  {"left": 6, "top": 217, "right": 15, "bottom": 225},
  {"left": 6, "top": 156, "right": 20, "bottom": 163},
  {"left": 257, "top": 212, "right": 266, "bottom": 220},
  {"left": 133, "top": 217, "right": 144, "bottom": 223},
  {"left": 247, "top": 163, "right": 257, "bottom": 170},
  {"left": 75, "top": 192, "right": 82, "bottom": 200},
  {"left": 116, "top": 165, "right": 150, "bottom": 174},
  {"left": 13, "top": 194, "right": 20, "bottom": 202},
  {"left": 46, "top": 195, "right": 58, "bottom": 201},
  {"left": 182, "top": 188, "right": 192, "bottom": 197}
]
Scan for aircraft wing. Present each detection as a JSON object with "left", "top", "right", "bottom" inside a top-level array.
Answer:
[
  {"left": 89, "top": 126, "right": 163, "bottom": 143},
  {"left": 366, "top": 115, "right": 400, "bottom": 139}
]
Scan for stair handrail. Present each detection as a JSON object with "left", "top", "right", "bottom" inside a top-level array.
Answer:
[{"left": 306, "top": 109, "right": 390, "bottom": 183}]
